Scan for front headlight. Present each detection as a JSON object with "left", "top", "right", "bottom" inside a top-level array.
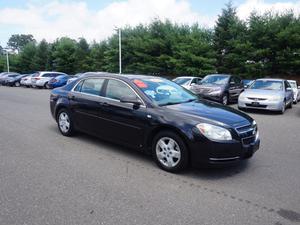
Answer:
[
  {"left": 270, "top": 95, "right": 282, "bottom": 101},
  {"left": 196, "top": 123, "right": 232, "bottom": 141}
]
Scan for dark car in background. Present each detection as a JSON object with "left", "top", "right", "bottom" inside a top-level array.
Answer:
[
  {"left": 190, "top": 74, "right": 244, "bottom": 105},
  {"left": 48, "top": 74, "right": 70, "bottom": 89},
  {"left": 50, "top": 73, "right": 260, "bottom": 173},
  {"left": 0, "top": 73, "right": 20, "bottom": 85},
  {"left": 5, "top": 74, "right": 29, "bottom": 87}
]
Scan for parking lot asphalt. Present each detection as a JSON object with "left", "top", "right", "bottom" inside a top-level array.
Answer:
[{"left": 0, "top": 86, "right": 300, "bottom": 225}]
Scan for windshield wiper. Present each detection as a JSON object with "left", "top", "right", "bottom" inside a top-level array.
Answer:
[{"left": 159, "top": 99, "right": 196, "bottom": 106}]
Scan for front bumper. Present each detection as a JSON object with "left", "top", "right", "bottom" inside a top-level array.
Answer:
[
  {"left": 199, "top": 93, "right": 222, "bottom": 103},
  {"left": 190, "top": 131, "right": 260, "bottom": 166},
  {"left": 238, "top": 98, "right": 283, "bottom": 111}
]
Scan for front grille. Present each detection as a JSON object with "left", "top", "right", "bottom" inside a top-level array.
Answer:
[
  {"left": 245, "top": 103, "right": 267, "bottom": 108},
  {"left": 242, "top": 136, "right": 255, "bottom": 145},
  {"left": 235, "top": 123, "right": 257, "bottom": 145},
  {"left": 247, "top": 97, "right": 267, "bottom": 101}
]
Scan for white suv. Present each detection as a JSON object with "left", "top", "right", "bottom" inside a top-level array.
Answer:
[{"left": 31, "top": 71, "right": 67, "bottom": 88}]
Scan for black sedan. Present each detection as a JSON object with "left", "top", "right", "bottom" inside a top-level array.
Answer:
[{"left": 50, "top": 73, "right": 260, "bottom": 172}]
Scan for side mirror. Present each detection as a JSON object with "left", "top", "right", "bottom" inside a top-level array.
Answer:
[
  {"left": 298, "top": 86, "right": 300, "bottom": 89},
  {"left": 120, "top": 96, "right": 142, "bottom": 108},
  {"left": 286, "top": 87, "right": 292, "bottom": 91},
  {"left": 230, "top": 81, "right": 235, "bottom": 86},
  {"left": 190, "top": 83, "right": 196, "bottom": 86}
]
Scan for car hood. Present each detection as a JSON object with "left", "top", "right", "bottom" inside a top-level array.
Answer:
[
  {"left": 164, "top": 100, "right": 252, "bottom": 127},
  {"left": 242, "top": 89, "right": 283, "bottom": 98}
]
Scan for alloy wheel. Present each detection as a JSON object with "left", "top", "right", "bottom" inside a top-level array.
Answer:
[
  {"left": 222, "top": 95, "right": 228, "bottom": 105},
  {"left": 156, "top": 137, "right": 181, "bottom": 168},
  {"left": 58, "top": 112, "right": 70, "bottom": 133}
]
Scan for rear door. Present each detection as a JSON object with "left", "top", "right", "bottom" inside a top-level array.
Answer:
[
  {"left": 284, "top": 80, "right": 293, "bottom": 104},
  {"left": 228, "top": 76, "right": 243, "bottom": 100},
  {"left": 99, "top": 78, "right": 148, "bottom": 148},
  {"left": 69, "top": 78, "right": 106, "bottom": 136}
]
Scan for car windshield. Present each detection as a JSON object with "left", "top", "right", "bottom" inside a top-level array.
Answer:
[
  {"left": 288, "top": 82, "right": 297, "bottom": 88},
  {"left": 250, "top": 80, "right": 283, "bottom": 91},
  {"left": 132, "top": 77, "right": 197, "bottom": 106},
  {"left": 201, "top": 75, "right": 229, "bottom": 85},
  {"left": 173, "top": 78, "right": 191, "bottom": 85}
]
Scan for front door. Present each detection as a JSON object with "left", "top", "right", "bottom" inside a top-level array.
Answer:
[{"left": 100, "top": 78, "right": 148, "bottom": 148}]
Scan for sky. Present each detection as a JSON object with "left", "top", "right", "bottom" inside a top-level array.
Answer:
[{"left": 0, "top": 0, "right": 300, "bottom": 46}]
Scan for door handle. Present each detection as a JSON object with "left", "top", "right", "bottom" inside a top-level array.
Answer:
[
  {"left": 68, "top": 95, "right": 75, "bottom": 100},
  {"left": 99, "top": 102, "right": 109, "bottom": 106}
]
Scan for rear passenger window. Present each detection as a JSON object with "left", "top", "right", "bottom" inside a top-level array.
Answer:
[
  {"left": 106, "top": 79, "right": 137, "bottom": 100},
  {"left": 80, "top": 78, "right": 104, "bottom": 96}
]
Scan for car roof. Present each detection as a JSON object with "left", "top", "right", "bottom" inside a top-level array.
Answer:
[
  {"left": 256, "top": 78, "right": 284, "bottom": 82},
  {"left": 287, "top": 80, "right": 296, "bottom": 83},
  {"left": 83, "top": 72, "right": 165, "bottom": 81},
  {"left": 173, "top": 76, "right": 199, "bottom": 79},
  {"left": 205, "top": 74, "right": 231, "bottom": 77}
]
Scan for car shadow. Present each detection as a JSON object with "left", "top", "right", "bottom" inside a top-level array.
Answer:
[
  {"left": 239, "top": 108, "right": 281, "bottom": 115},
  {"left": 48, "top": 124, "right": 251, "bottom": 179}
]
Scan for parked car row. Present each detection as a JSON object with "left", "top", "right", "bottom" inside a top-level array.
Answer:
[
  {"left": 0, "top": 71, "right": 73, "bottom": 89},
  {"left": 173, "top": 74, "right": 300, "bottom": 114}
]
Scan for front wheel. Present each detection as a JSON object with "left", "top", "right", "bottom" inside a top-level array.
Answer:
[
  {"left": 221, "top": 93, "right": 229, "bottom": 105},
  {"left": 152, "top": 131, "right": 189, "bottom": 173},
  {"left": 279, "top": 101, "right": 286, "bottom": 114},
  {"left": 15, "top": 81, "right": 20, "bottom": 87},
  {"left": 57, "top": 109, "right": 75, "bottom": 136}
]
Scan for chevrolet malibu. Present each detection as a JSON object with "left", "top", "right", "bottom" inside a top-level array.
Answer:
[
  {"left": 238, "top": 79, "right": 293, "bottom": 114},
  {"left": 50, "top": 73, "right": 260, "bottom": 172}
]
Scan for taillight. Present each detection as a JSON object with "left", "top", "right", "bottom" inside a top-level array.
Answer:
[
  {"left": 52, "top": 79, "right": 57, "bottom": 83},
  {"left": 35, "top": 77, "right": 40, "bottom": 80}
]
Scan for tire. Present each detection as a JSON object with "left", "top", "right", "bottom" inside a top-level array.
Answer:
[
  {"left": 45, "top": 82, "right": 50, "bottom": 89},
  {"left": 152, "top": 130, "right": 189, "bottom": 173},
  {"left": 221, "top": 93, "right": 229, "bottom": 105},
  {"left": 289, "top": 100, "right": 293, "bottom": 108},
  {"left": 15, "top": 81, "right": 20, "bottom": 87},
  {"left": 279, "top": 101, "right": 286, "bottom": 114},
  {"left": 56, "top": 109, "right": 75, "bottom": 136}
]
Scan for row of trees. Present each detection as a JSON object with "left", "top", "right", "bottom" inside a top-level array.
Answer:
[{"left": 1, "top": 4, "right": 300, "bottom": 78}]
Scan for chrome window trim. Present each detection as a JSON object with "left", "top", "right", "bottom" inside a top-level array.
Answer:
[{"left": 71, "top": 77, "right": 146, "bottom": 108}]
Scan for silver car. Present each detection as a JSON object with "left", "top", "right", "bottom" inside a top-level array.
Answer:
[
  {"left": 172, "top": 76, "right": 202, "bottom": 90},
  {"left": 238, "top": 79, "right": 293, "bottom": 114}
]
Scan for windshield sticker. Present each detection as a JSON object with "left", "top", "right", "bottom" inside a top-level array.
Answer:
[{"left": 133, "top": 79, "right": 148, "bottom": 88}]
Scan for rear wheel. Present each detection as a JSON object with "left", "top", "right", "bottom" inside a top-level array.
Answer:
[
  {"left": 152, "top": 131, "right": 189, "bottom": 173},
  {"left": 44, "top": 82, "right": 50, "bottom": 89},
  {"left": 57, "top": 109, "right": 75, "bottom": 136},
  {"left": 15, "top": 81, "right": 20, "bottom": 87}
]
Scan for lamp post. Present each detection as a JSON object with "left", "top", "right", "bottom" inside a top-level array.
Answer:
[
  {"left": 3, "top": 48, "right": 10, "bottom": 72},
  {"left": 114, "top": 27, "right": 122, "bottom": 74}
]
